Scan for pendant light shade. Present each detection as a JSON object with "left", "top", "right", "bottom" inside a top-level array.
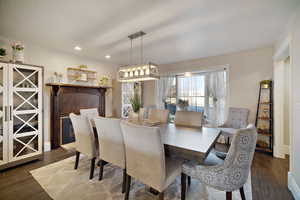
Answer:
[{"left": 118, "top": 31, "right": 159, "bottom": 82}]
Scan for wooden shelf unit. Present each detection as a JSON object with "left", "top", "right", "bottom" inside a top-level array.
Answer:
[{"left": 255, "top": 80, "right": 273, "bottom": 155}]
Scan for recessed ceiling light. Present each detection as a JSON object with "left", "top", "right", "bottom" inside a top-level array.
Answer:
[
  {"left": 184, "top": 72, "right": 192, "bottom": 77},
  {"left": 74, "top": 46, "right": 82, "bottom": 51},
  {"left": 105, "top": 54, "right": 111, "bottom": 59}
]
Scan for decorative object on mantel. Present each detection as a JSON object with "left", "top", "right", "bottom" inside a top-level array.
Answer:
[
  {"left": 67, "top": 65, "right": 97, "bottom": 85},
  {"left": 11, "top": 42, "right": 25, "bottom": 63},
  {"left": 118, "top": 31, "right": 159, "bottom": 82},
  {"left": 98, "top": 75, "right": 110, "bottom": 87},
  {"left": 0, "top": 48, "right": 7, "bottom": 61}
]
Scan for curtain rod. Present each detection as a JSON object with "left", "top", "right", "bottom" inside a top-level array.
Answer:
[{"left": 159, "top": 65, "right": 228, "bottom": 78}]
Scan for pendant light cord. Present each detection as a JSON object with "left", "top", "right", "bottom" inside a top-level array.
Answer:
[
  {"left": 140, "top": 35, "right": 143, "bottom": 64},
  {"left": 130, "top": 39, "right": 133, "bottom": 65}
]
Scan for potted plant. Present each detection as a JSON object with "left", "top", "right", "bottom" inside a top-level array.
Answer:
[
  {"left": 11, "top": 42, "right": 25, "bottom": 63},
  {"left": 0, "top": 48, "right": 7, "bottom": 60},
  {"left": 129, "top": 92, "right": 142, "bottom": 121},
  {"left": 177, "top": 99, "right": 189, "bottom": 111}
]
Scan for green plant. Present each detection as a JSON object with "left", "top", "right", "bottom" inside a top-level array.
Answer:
[
  {"left": 0, "top": 48, "right": 6, "bottom": 56},
  {"left": 130, "top": 93, "right": 141, "bottom": 113}
]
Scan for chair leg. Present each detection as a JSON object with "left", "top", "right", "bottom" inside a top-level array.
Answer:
[
  {"left": 240, "top": 186, "right": 246, "bottom": 200},
  {"left": 89, "top": 157, "right": 96, "bottom": 180},
  {"left": 122, "top": 169, "right": 127, "bottom": 193},
  {"left": 226, "top": 191, "right": 232, "bottom": 200},
  {"left": 74, "top": 151, "right": 80, "bottom": 169},
  {"left": 124, "top": 174, "right": 131, "bottom": 200},
  {"left": 187, "top": 176, "right": 191, "bottom": 186},
  {"left": 227, "top": 137, "right": 230, "bottom": 145},
  {"left": 181, "top": 173, "right": 186, "bottom": 200},
  {"left": 158, "top": 192, "right": 164, "bottom": 200},
  {"left": 98, "top": 159, "right": 104, "bottom": 181}
]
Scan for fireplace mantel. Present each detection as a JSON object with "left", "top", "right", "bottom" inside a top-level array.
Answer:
[{"left": 46, "top": 83, "right": 107, "bottom": 149}]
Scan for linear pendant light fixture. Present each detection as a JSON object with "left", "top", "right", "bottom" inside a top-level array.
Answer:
[{"left": 118, "top": 31, "right": 159, "bottom": 82}]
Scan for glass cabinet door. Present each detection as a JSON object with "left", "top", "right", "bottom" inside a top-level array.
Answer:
[
  {"left": 0, "top": 63, "right": 8, "bottom": 165},
  {"left": 8, "top": 64, "right": 42, "bottom": 161}
]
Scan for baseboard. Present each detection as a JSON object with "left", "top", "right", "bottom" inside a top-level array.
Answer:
[
  {"left": 283, "top": 145, "right": 290, "bottom": 155},
  {"left": 274, "top": 145, "right": 290, "bottom": 158},
  {"left": 44, "top": 142, "right": 51, "bottom": 152},
  {"left": 288, "top": 172, "right": 300, "bottom": 200}
]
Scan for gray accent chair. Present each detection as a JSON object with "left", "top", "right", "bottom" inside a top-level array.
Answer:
[
  {"left": 94, "top": 117, "right": 126, "bottom": 193},
  {"left": 120, "top": 121, "right": 185, "bottom": 200},
  {"left": 69, "top": 113, "right": 97, "bottom": 180},
  {"left": 182, "top": 124, "right": 257, "bottom": 200},
  {"left": 219, "top": 107, "right": 250, "bottom": 144}
]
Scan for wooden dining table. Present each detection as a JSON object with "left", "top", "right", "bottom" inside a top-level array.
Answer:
[
  {"left": 125, "top": 120, "right": 221, "bottom": 162},
  {"left": 92, "top": 118, "right": 221, "bottom": 163},
  {"left": 159, "top": 123, "right": 221, "bottom": 162}
]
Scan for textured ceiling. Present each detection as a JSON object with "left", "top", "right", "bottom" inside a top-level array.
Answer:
[{"left": 0, "top": 0, "right": 299, "bottom": 65}]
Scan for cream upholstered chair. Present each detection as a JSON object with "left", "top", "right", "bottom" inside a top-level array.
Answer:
[
  {"left": 120, "top": 121, "right": 185, "bottom": 200},
  {"left": 80, "top": 108, "right": 99, "bottom": 127},
  {"left": 69, "top": 113, "right": 97, "bottom": 179},
  {"left": 219, "top": 107, "right": 250, "bottom": 144},
  {"left": 94, "top": 117, "right": 127, "bottom": 193},
  {"left": 148, "top": 109, "right": 169, "bottom": 123},
  {"left": 182, "top": 124, "right": 257, "bottom": 200},
  {"left": 174, "top": 111, "right": 203, "bottom": 128}
]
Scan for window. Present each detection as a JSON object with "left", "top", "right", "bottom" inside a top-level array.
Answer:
[
  {"left": 121, "top": 82, "right": 142, "bottom": 118},
  {"left": 177, "top": 75, "right": 205, "bottom": 112},
  {"left": 156, "top": 69, "right": 227, "bottom": 125}
]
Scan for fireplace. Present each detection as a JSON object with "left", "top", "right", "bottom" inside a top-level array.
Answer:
[
  {"left": 60, "top": 116, "right": 75, "bottom": 145},
  {"left": 46, "top": 83, "right": 107, "bottom": 149}
]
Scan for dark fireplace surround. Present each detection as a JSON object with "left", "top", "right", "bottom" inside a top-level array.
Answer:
[{"left": 46, "top": 84, "right": 107, "bottom": 149}]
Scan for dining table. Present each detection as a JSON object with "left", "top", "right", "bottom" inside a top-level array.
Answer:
[
  {"left": 92, "top": 118, "right": 221, "bottom": 163},
  {"left": 126, "top": 120, "right": 221, "bottom": 163}
]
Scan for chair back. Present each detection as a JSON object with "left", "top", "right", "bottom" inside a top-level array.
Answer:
[
  {"left": 148, "top": 109, "right": 169, "bottom": 123},
  {"left": 80, "top": 108, "right": 99, "bottom": 126},
  {"left": 94, "top": 117, "right": 125, "bottom": 168},
  {"left": 120, "top": 121, "right": 166, "bottom": 190},
  {"left": 223, "top": 124, "right": 257, "bottom": 190},
  {"left": 174, "top": 111, "right": 203, "bottom": 127},
  {"left": 225, "top": 107, "right": 249, "bottom": 129},
  {"left": 69, "top": 113, "right": 96, "bottom": 158}
]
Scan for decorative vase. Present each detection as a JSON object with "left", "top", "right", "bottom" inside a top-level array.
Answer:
[{"left": 12, "top": 49, "right": 24, "bottom": 63}]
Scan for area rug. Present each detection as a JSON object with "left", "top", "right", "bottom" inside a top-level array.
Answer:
[{"left": 30, "top": 156, "right": 252, "bottom": 200}]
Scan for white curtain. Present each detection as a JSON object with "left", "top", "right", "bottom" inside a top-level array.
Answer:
[
  {"left": 155, "top": 76, "right": 175, "bottom": 109},
  {"left": 205, "top": 70, "right": 227, "bottom": 126}
]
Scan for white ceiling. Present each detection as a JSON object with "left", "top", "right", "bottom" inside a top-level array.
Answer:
[{"left": 0, "top": 0, "right": 299, "bottom": 65}]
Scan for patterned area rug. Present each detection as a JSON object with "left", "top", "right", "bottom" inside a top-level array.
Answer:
[{"left": 30, "top": 156, "right": 252, "bottom": 200}]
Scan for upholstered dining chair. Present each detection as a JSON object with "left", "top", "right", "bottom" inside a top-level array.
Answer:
[
  {"left": 120, "top": 121, "right": 185, "bottom": 200},
  {"left": 94, "top": 117, "right": 127, "bottom": 193},
  {"left": 69, "top": 113, "right": 97, "bottom": 179},
  {"left": 148, "top": 109, "right": 170, "bottom": 123},
  {"left": 80, "top": 108, "right": 99, "bottom": 127},
  {"left": 219, "top": 107, "right": 250, "bottom": 144},
  {"left": 182, "top": 124, "right": 257, "bottom": 200},
  {"left": 174, "top": 111, "right": 203, "bottom": 128}
]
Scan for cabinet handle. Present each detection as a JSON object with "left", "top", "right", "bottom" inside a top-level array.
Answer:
[
  {"left": 4, "top": 106, "right": 8, "bottom": 121},
  {"left": 10, "top": 106, "right": 12, "bottom": 121}
]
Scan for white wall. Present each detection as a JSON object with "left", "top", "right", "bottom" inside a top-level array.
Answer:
[
  {"left": 285, "top": 5, "right": 300, "bottom": 199},
  {"left": 0, "top": 36, "right": 118, "bottom": 151},
  {"left": 143, "top": 46, "right": 274, "bottom": 124},
  {"left": 275, "top": 4, "right": 300, "bottom": 199}
]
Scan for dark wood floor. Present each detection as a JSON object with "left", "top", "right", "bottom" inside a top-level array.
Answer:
[{"left": 0, "top": 144, "right": 294, "bottom": 200}]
